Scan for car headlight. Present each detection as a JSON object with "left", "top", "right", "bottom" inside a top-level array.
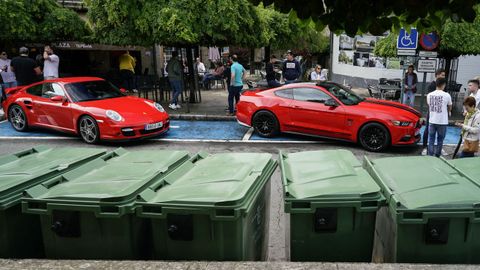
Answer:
[
  {"left": 391, "top": 120, "right": 411, "bottom": 127},
  {"left": 106, "top": 110, "right": 123, "bottom": 122},
  {"left": 154, "top": 102, "right": 165, "bottom": 112}
]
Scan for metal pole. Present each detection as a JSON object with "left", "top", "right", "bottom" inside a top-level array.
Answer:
[
  {"left": 420, "top": 72, "right": 427, "bottom": 113},
  {"left": 400, "top": 64, "right": 406, "bottom": 104}
]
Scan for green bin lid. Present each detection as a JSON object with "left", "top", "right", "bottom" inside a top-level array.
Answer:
[
  {"left": 281, "top": 150, "right": 382, "bottom": 201},
  {"left": 0, "top": 146, "right": 106, "bottom": 209},
  {"left": 23, "top": 148, "right": 190, "bottom": 216},
  {"left": 449, "top": 157, "right": 480, "bottom": 184},
  {"left": 138, "top": 152, "right": 276, "bottom": 210},
  {"left": 366, "top": 156, "right": 480, "bottom": 211}
]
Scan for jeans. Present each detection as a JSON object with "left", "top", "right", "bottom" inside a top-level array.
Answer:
[
  {"left": 2, "top": 81, "right": 17, "bottom": 89},
  {"left": 428, "top": 124, "right": 447, "bottom": 157},
  {"left": 228, "top": 85, "right": 242, "bottom": 113},
  {"left": 202, "top": 74, "right": 222, "bottom": 88},
  {"left": 267, "top": 80, "right": 281, "bottom": 87},
  {"left": 120, "top": 69, "right": 134, "bottom": 91},
  {"left": 285, "top": 79, "right": 297, "bottom": 84},
  {"left": 169, "top": 79, "right": 183, "bottom": 105},
  {"left": 403, "top": 91, "right": 415, "bottom": 107}
]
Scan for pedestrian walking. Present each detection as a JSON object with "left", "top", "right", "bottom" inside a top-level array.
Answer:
[
  {"left": 43, "top": 45, "right": 59, "bottom": 80},
  {"left": 426, "top": 78, "right": 452, "bottom": 157},
  {"left": 266, "top": 55, "right": 281, "bottom": 87},
  {"left": 282, "top": 51, "right": 301, "bottom": 84},
  {"left": 0, "top": 51, "right": 17, "bottom": 89},
  {"left": 119, "top": 51, "right": 136, "bottom": 92},
  {"left": 10, "top": 47, "right": 41, "bottom": 86},
  {"left": 422, "top": 68, "right": 446, "bottom": 153},
  {"left": 455, "top": 96, "right": 480, "bottom": 158},
  {"left": 403, "top": 65, "right": 418, "bottom": 107},
  {"left": 227, "top": 54, "right": 245, "bottom": 116},
  {"left": 167, "top": 51, "right": 183, "bottom": 110}
]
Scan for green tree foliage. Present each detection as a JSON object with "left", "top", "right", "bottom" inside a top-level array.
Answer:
[
  {"left": 250, "top": 0, "right": 479, "bottom": 36},
  {"left": 0, "top": 0, "right": 90, "bottom": 42},
  {"left": 374, "top": 5, "right": 480, "bottom": 58}
]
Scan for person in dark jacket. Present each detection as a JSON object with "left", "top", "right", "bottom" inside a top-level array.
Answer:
[
  {"left": 403, "top": 65, "right": 418, "bottom": 107},
  {"left": 282, "top": 51, "right": 301, "bottom": 84},
  {"left": 266, "top": 55, "right": 281, "bottom": 87}
]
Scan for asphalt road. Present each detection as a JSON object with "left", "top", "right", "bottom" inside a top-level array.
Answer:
[{"left": 0, "top": 138, "right": 457, "bottom": 261}]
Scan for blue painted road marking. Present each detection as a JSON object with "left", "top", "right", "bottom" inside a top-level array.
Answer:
[{"left": 0, "top": 120, "right": 461, "bottom": 145}]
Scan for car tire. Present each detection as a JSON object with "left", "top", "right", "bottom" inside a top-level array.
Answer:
[
  {"left": 252, "top": 110, "right": 279, "bottom": 138},
  {"left": 358, "top": 122, "right": 390, "bottom": 152},
  {"left": 78, "top": 115, "right": 100, "bottom": 144},
  {"left": 8, "top": 104, "right": 29, "bottom": 132}
]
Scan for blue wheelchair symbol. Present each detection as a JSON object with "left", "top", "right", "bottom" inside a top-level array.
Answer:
[{"left": 397, "top": 29, "right": 418, "bottom": 49}]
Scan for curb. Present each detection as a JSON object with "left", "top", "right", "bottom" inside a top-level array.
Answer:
[{"left": 169, "top": 114, "right": 236, "bottom": 121}]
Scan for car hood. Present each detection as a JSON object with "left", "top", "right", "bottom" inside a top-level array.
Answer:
[
  {"left": 77, "top": 96, "right": 167, "bottom": 122},
  {"left": 356, "top": 98, "right": 422, "bottom": 119}
]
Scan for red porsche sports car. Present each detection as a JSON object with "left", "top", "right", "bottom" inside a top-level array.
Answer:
[
  {"left": 1, "top": 77, "right": 169, "bottom": 143},
  {"left": 236, "top": 82, "right": 422, "bottom": 151}
]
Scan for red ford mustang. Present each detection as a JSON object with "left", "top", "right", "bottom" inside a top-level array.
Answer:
[
  {"left": 1, "top": 77, "right": 169, "bottom": 143},
  {"left": 236, "top": 82, "right": 421, "bottom": 151}
]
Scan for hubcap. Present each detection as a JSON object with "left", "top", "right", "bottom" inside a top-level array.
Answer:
[
  {"left": 10, "top": 107, "right": 25, "bottom": 130},
  {"left": 254, "top": 115, "right": 274, "bottom": 135},
  {"left": 363, "top": 127, "right": 386, "bottom": 150},
  {"left": 79, "top": 118, "right": 97, "bottom": 143}
]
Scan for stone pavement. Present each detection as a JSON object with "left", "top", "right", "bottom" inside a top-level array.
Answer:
[{"left": 1, "top": 260, "right": 478, "bottom": 270}]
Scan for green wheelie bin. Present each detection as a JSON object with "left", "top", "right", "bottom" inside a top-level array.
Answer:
[
  {"left": 448, "top": 156, "right": 480, "bottom": 181},
  {"left": 22, "top": 148, "right": 190, "bottom": 260},
  {"left": 365, "top": 155, "right": 480, "bottom": 264},
  {"left": 280, "top": 150, "right": 384, "bottom": 262},
  {"left": 136, "top": 152, "right": 277, "bottom": 261},
  {"left": 0, "top": 146, "right": 106, "bottom": 258}
]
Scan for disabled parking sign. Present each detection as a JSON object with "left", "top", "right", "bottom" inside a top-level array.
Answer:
[{"left": 397, "top": 29, "right": 418, "bottom": 49}]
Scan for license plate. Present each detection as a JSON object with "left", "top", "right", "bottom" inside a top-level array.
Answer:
[{"left": 145, "top": 122, "right": 163, "bottom": 130}]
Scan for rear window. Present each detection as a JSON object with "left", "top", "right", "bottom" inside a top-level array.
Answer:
[{"left": 274, "top": 89, "right": 293, "bottom": 99}]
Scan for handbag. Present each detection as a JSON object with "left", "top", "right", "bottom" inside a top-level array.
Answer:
[{"left": 463, "top": 139, "right": 479, "bottom": 153}]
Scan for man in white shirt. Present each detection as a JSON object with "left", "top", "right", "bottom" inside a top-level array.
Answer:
[
  {"left": 426, "top": 78, "right": 452, "bottom": 157},
  {"left": 0, "top": 51, "right": 17, "bottom": 89},
  {"left": 43, "top": 45, "right": 59, "bottom": 80},
  {"left": 467, "top": 79, "right": 480, "bottom": 108},
  {"left": 195, "top": 58, "right": 206, "bottom": 78}
]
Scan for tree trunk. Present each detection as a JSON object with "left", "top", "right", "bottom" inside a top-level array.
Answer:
[{"left": 250, "top": 48, "right": 255, "bottom": 75}]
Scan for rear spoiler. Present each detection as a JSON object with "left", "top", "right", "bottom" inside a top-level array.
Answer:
[{"left": 4, "top": 86, "right": 23, "bottom": 96}]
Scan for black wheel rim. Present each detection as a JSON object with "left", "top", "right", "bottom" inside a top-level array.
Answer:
[
  {"left": 362, "top": 127, "right": 386, "bottom": 150},
  {"left": 253, "top": 114, "right": 275, "bottom": 136},
  {"left": 79, "top": 118, "right": 97, "bottom": 143},
  {"left": 10, "top": 106, "right": 26, "bottom": 130}
]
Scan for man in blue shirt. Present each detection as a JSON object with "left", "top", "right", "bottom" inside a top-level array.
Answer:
[
  {"left": 282, "top": 51, "right": 301, "bottom": 84},
  {"left": 228, "top": 54, "right": 245, "bottom": 116}
]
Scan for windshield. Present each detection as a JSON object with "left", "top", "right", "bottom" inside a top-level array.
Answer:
[
  {"left": 318, "top": 82, "right": 364, "bottom": 105},
  {"left": 64, "top": 80, "right": 124, "bottom": 102}
]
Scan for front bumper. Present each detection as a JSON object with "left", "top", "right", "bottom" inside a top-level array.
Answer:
[
  {"left": 98, "top": 119, "right": 170, "bottom": 141},
  {"left": 391, "top": 123, "right": 421, "bottom": 146}
]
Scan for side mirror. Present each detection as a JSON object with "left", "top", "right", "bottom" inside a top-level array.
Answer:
[
  {"left": 119, "top": 88, "right": 127, "bottom": 93},
  {"left": 325, "top": 98, "right": 338, "bottom": 107},
  {"left": 50, "top": 95, "right": 66, "bottom": 102}
]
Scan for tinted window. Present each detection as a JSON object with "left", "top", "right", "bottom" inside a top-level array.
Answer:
[
  {"left": 274, "top": 89, "right": 293, "bottom": 99},
  {"left": 318, "top": 82, "right": 364, "bottom": 105},
  {"left": 64, "top": 80, "right": 124, "bottom": 102},
  {"left": 41, "top": 83, "right": 66, "bottom": 98},
  {"left": 293, "top": 87, "right": 331, "bottom": 103},
  {"left": 26, "top": 84, "right": 43, "bottom": 97}
]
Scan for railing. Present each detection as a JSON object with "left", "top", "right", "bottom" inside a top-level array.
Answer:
[{"left": 58, "top": 0, "right": 87, "bottom": 11}]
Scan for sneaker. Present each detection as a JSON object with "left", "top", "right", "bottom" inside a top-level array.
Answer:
[
  {"left": 168, "top": 104, "right": 177, "bottom": 110},
  {"left": 175, "top": 104, "right": 182, "bottom": 109},
  {"left": 441, "top": 148, "right": 448, "bottom": 156},
  {"left": 132, "top": 89, "right": 138, "bottom": 93},
  {"left": 421, "top": 148, "right": 427, "bottom": 156}
]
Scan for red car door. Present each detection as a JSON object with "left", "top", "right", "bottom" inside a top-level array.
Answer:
[
  {"left": 289, "top": 87, "right": 349, "bottom": 139},
  {"left": 35, "top": 83, "right": 74, "bottom": 131},
  {"left": 23, "top": 83, "right": 48, "bottom": 125}
]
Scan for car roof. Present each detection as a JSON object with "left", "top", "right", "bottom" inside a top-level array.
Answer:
[{"left": 268, "top": 81, "right": 340, "bottom": 91}]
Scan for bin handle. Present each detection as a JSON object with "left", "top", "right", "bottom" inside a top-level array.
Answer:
[
  {"left": 362, "top": 156, "right": 394, "bottom": 199},
  {"left": 278, "top": 151, "right": 290, "bottom": 195},
  {"left": 42, "top": 176, "right": 65, "bottom": 189}
]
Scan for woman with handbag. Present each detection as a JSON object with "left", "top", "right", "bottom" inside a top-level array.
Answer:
[{"left": 455, "top": 97, "right": 480, "bottom": 158}]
